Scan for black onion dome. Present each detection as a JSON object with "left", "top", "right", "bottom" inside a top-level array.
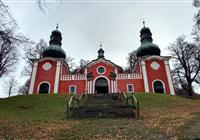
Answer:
[
  {"left": 136, "top": 24, "right": 161, "bottom": 57},
  {"left": 98, "top": 48, "right": 105, "bottom": 58},
  {"left": 97, "top": 42, "right": 105, "bottom": 58},
  {"left": 42, "top": 27, "right": 66, "bottom": 59}
]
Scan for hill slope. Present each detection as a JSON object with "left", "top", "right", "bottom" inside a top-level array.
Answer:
[{"left": 0, "top": 93, "right": 200, "bottom": 139}]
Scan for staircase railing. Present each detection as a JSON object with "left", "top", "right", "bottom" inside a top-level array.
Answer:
[
  {"left": 122, "top": 92, "right": 140, "bottom": 119},
  {"left": 66, "top": 92, "right": 85, "bottom": 118}
]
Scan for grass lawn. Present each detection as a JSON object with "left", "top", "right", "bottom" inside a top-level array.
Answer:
[{"left": 0, "top": 93, "right": 200, "bottom": 139}]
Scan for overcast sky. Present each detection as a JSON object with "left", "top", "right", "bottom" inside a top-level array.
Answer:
[{"left": 0, "top": 0, "right": 197, "bottom": 97}]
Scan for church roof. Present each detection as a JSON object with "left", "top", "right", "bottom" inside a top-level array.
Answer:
[
  {"left": 136, "top": 22, "right": 161, "bottom": 57},
  {"left": 42, "top": 25, "right": 66, "bottom": 59},
  {"left": 86, "top": 47, "right": 123, "bottom": 71}
]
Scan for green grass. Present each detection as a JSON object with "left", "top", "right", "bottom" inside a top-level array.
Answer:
[
  {"left": 0, "top": 94, "right": 70, "bottom": 121},
  {"left": 58, "top": 118, "right": 169, "bottom": 140},
  {"left": 0, "top": 93, "right": 199, "bottom": 139},
  {"left": 134, "top": 93, "right": 189, "bottom": 109}
]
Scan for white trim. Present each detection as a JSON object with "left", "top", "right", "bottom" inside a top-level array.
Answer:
[
  {"left": 28, "top": 62, "right": 38, "bottom": 94},
  {"left": 114, "top": 81, "right": 117, "bottom": 93},
  {"left": 36, "top": 57, "right": 62, "bottom": 62},
  {"left": 60, "top": 63, "right": 63, "bottom": 75},
  {"left": 90, "top": 81, "right": 92, "bottom": 94},
  {"left": 54, "top": 61, "right": 61, "bottom": 93},
  {"left": 127, "top": 84, "right": 134, "bottom": 93},
  {"left": 141, "top": 61, "right": 149, "bottom": 92},
  {"left": 96, "top": 66, "right": 106, "bottom": 74},
  {"left": 84, "top": 68, "right": 87, "bottom": 75},
  {"left": 37, "top": 81, "right": 51, "bottom": 94},
  {"left": 138, "top": 55, "right": 171, "bottom": 61},
  {"left": 152, "top": 79, "right": 166, "bottom": 93},
  {"left": 87, "top": 58, "right": 118, "bottom": 69},
  {"left": 93, "top": 75, "right": 110, "bottom": 93},
  {"left": 115, "top": 68, "right": 118, "bottom": 74},
  {"left": 111, "top": 80, "right": 114, "bottom": 93},
  {"left": 69, "top": 85, "right": 76, "bottom": 94},
  {"left": 164, "top": 60, "right": 175, "bottom": 95},
  {"left": 42, "top": 62, "right": 52, "bottom": 71},
  {"left": 116, "top": 80, "right": 118, "bottom": 93}
]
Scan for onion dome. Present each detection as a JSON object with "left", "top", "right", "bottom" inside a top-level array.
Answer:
[
  {"left": 98, "top": 42, "right": 105, "bottom": 58},
  {"left": 42, "top": 25, "right": 66, "bottom": 59},
  {"left": 136, "top": 21, "right": 161, "bottom": 57}
]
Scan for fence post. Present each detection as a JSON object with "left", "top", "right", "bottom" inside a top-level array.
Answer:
[{"left": 136, "top": 101, "right": 140, "bottom": 119}]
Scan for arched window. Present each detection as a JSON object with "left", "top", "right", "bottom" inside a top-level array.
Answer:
[
  {"left": 38, "top": 82, "right": 50, "bottom": 94},
  {"left": 153, "top": 80, "right": 165, "bottom": 93}
]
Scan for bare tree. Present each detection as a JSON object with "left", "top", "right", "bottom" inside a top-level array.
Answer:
[
  {"left": 18, "top": 79, "right": 30, "bottom": 95},
  {"left": 6, "top": 76, "right": 18, "bottom": 97},
  {"left": 0, "top": 2, "right": 30, "bottom": 77},
  {"left": 72, "top": 59, "right": 90, "bottom": 74},
  {"left": 127, "top": 50, "right": 138, "bottom": 71},
  {"left": 23, "top": 39, "right": 47, "bottom": 76},
  {"left": 168, "top": 35, "right": 200, "bottom": 96},
  {"left": 65, "top": 55, "right": 76, "bottom": 72}
]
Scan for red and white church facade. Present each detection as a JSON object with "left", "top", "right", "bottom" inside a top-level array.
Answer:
[{"left": 28, "top": 25, "right": 175, "bottom": 95}]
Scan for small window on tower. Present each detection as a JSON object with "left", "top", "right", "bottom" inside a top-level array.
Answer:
[
  {"left": 127, "top": 84, "right": 134, "bottom": 93},
  {"left": 69, "top": 85, "right": 76, "bottom": 94}
]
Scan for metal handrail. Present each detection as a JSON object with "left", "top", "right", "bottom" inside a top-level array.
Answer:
[
  {"left": 122, "top": 92, "right": 140, "bottom": 119},
  {"left": 66, "top": 92, "right": 85, "bottom": 117}
]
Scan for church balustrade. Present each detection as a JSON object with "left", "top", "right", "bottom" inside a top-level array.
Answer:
[
  {"left": 61, "top": 74, "right": 86, "bottom": 80},
  {"left": 116, "top": 73, "right": 142, "bottom": 79}
]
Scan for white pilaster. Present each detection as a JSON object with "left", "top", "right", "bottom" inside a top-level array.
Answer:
[
  {"left": 84, "top": 69, "right": 87, "bottom": 75},
  {"left": 115, "top": 68, "right": 118, "bottom": 74},
  {"left": 141, "top": 60, "right": 149, "bottom": 92},
  {"left": 90, "top": 81, "right": 92, "bottom": 94},
  {"left": 114, "top": 81, "right": 117, "bottom": 93},
  {"left": 164, "top": 60, "right": 175, "bottom": 95},
  {"left": 29, "top": 62, "right": 38, "bottom": 94},
  {"left": 87, "top": 81, "right": 90, "bottom": 94},
  {"left": 54, "top": 61, "right": 61, "bottom": 93},
  {"left": 111, "top": 80, "right": 114, "bottom": 93}
]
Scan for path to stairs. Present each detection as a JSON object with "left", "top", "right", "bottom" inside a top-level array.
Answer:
[{"left": 71, "top": 93, "right": 136, "bottom": 118}]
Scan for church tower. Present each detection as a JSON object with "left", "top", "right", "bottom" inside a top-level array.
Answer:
[
  {"left": 135, "top": 22, "right": 175, "bottom": 95},
  {"left": 28, "top": 26, "right": 69, "bottom": 94}
]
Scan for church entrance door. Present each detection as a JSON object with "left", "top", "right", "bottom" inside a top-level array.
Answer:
[{"left": 95, "top": 77, "right": 109, "bottom": 94}]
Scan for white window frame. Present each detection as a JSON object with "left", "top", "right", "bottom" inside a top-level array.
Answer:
[
  {"left": 37, "top": 81, "right": 51, "bottom": 94},
  {"left": 96, "top": 66, "right": 106, "bottom": 74},
  {"left": 127, "top": 84, "right": 134, "bottom": 93},
  {"left": 152, "top": 79, "right": 166, "bottom": 93},
  {"left": 69, "top": 85, "right": 76, "bottom": 94}
]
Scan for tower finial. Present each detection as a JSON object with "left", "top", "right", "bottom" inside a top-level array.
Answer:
[
  {"left": 56, "top": 23, "right": 59, "bottom": 30},
  {"left": 100, "top": 42, "right": 102, "bottom": 48},
  {"left": 143, "top": 21, "right": 145, "bottom": 27}
]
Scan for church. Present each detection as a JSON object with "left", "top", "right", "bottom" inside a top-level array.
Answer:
[{"left": 28, "top": 24, "right": 175, "bottom": 95}]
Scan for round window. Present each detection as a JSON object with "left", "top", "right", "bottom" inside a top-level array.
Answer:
[{"left": 97, "top": 67, "right": 105, "bottom": 74}]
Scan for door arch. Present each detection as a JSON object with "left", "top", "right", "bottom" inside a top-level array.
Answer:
[
  {"left": 38, "top": 82, "right": 50, "bottom": 94},
  {"left": 153, "top": 80, "right": 165, "bottom": 93},
  {"left": 94, "top": 77, "right": 109, "bottom": 94}
]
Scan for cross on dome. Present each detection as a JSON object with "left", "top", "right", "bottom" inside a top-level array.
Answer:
[
  {"left": 143, "top": 21, "right": 145, "bottom": 27},
  {"left": 56, "top": 23, "right": 59, "bottom": 30}
]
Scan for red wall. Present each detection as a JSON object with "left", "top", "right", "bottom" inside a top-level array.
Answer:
[
  {"left": 33, "top": 60, "right": 57, "bottom": 94},
  {"left": 145, "top": 59, "right": 170, "bottom": 94},
  {"left": 59, "top": 80, "right": 86, "bottom": 94},
  {"left": 87, "top": 62, "right": 115, "bottom": 82},
  {"left": 32, "top": 58, "right": 172, "bottom": 95},
  {"left": 117, "top": 79, "right": 144, "bottom": 93}
]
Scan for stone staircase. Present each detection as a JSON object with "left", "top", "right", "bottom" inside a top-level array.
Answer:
[{"left": 70, "top": 93, "right": 136, "bottom": 118}]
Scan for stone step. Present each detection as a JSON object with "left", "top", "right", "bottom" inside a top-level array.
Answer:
[
  {"left": 71, "top": 106, "right": 135, "bottom": 118},
  {"left": 70, "top": 93, "right": 136, "bottom": 118}
]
